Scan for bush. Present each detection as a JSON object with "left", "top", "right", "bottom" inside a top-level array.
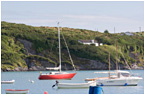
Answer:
[{"left": 104, "top": 30, "right": 109, "bottom": 33}]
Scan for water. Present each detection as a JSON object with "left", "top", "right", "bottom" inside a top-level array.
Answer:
[{"left": 1, "top": 70, "right": 144, "bottom": 94}]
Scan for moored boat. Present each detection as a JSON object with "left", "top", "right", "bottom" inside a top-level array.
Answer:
[
  {"left": 85, "top": 70, "right": 142, "bottom": 86},
  {"left": 1, "top": 80, "right": 15, "bottom": 84},
  {"left": 57, "top": 81, "right": 96, "bottom": 89},
  {"left": 5, "top": 89, "right": 29, "bottom": 94},
  {"left": 85, "top": 52, "right": 143, "bottom": 86},
  {"left": 38, "top": 22, "right": 76, "bottom": 80},
  {"left": 39, "top": 72, "right": 76, "bottom": 80}
]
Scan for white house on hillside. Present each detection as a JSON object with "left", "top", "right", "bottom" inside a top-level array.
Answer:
[
  {"left": 78, "top": 40, "right": 103, "bottom": 46},
  {"left": 120, "top": 32, "right": 134, "bottom": 36}
]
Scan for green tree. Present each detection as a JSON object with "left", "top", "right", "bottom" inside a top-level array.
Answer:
[{"left": 104, "top": 30, "right": 109, "bottom": 34}]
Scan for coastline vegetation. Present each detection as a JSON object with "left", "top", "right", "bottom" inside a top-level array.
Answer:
[{"left": 1, "top": 21, "right": 144, "bottom": 70}]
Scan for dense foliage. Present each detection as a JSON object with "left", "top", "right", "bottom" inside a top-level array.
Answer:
[{"left": 1, "top": 21, "right": 144, "bottom": 70}]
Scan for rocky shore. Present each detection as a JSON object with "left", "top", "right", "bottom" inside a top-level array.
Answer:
[{"left": 2, "top": 58, "right": 144, "bottom": 72}]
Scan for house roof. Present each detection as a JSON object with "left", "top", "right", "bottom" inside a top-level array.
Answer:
[{"left": 78, "top": 40, "right": 98, "bottom": 43}]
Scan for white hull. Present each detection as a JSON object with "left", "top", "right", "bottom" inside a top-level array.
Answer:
[
  {"left": 96, "top": 77, "right": 142, "bottom": 86},
  {"left": 58, "top": 81, "right": 96, "bottom": 89},
  {"left": 1, "top": 80, "right": 15, "bottom": 84}
]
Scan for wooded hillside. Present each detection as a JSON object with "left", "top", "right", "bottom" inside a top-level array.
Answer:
[{"left": 1, "top": 21, "right": 144, "bottom": 71}]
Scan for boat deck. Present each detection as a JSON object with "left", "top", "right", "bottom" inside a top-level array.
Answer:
[{"left": 85, "top": 77, "right": 109, "bottom": 81}]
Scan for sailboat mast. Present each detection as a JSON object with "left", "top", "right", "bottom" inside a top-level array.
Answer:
[
  {"left": 116, "top": 40, "right": 118, "bottom": 71},
  {"left": 58, "top": 22, "right": 61, "bottom": 72},
  {"left": 109, "top": 52, "right": 110, "bottom": 79}
]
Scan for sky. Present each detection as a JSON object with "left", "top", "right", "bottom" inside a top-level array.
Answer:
[{"left": 1, "top": 1, "right": 144, "bottom": 33}]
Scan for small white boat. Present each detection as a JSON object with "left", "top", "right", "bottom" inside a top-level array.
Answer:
[
  {"left": 1, "top": 80, "right": 15, "bottom": 84},
  {"left": 57, "top": 81, "right": 96, "bottom": 89},
  {"left": 5, "top": 89, "right": 29, "bottom": 94}
]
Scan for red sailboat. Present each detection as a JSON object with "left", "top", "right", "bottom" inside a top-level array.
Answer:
[
  {"left": 39, "top": 22, "right": 76, "bottom": 80},
  {"left": 39, "top": 72, "right": 76, "bottom": 80}
]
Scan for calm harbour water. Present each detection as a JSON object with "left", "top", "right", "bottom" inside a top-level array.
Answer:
[{"left": 1, "top": 70, "right": 144, "bottom": 94}]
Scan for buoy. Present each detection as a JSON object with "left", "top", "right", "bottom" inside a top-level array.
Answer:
[
  {"left": 94, "top": 86, "right": 102, "bottom": 94},
  {"left": 31, "top": 80, "right": 34, "bottom": 83},
  {"left": 100, "top": 83, "right": 104, "bottom": 86},
  {"left": 89, "top": 86, "right": 102, "bottom": 94},
  {"left": 124, "top": 83, "right": 127, "bottom": 86},
  {"left": 89, "top": 86, "right": 93, "bottom": 94},
  {"left": 44, "top": 91, "right": 47, "bottom": 94}
]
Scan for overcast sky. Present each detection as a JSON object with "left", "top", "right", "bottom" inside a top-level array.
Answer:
[{"left": 1, "top": 1, "right": 144, "bottom": 33}]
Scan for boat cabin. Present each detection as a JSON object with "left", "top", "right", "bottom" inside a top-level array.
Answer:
[
  {"left": 49, "top": 72, "right": 68, "bottom": 75},
  {"left": 116, "top": 70, "right": 131, "bottom": 78},
  {"left": 94, "top": 70, "right": 131, "bottom": 79}
]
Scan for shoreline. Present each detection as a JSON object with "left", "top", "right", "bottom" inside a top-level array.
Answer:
[{"left": 1, "top": 68, "right": 144, "bottom": 72}]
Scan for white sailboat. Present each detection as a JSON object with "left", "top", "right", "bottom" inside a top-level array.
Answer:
[
  {"left": 39, "top": 22, "right": 76, "bottom": 80},
  {"left": 85, "top": 42, "right": 143, "bottom": 86}
]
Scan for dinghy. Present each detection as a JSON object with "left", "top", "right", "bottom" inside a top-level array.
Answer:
[
  {"left": 1, "top": 80, "right": 15, "bottom": 84},
  {"left": 57, "top": 81, "right": 96, "bottom": 89},
  {"left": 5, "top": 89, "right": 29, "bottom": 94}
]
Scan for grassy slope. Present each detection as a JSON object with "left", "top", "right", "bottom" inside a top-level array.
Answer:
[{"left": 1, "top": 21, "right": 144, "bottom": 70}]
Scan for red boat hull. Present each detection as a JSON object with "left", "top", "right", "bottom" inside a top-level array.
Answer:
[{"left": 39, "top": 73, "right": 76, "bottom": 80}]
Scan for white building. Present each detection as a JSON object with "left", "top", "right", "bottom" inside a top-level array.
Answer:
[
  {"left": 78, "top": 40, "right": 103, "bottom": 46},
  {"left": 120, "top": 32, "right": 134, "bottom": 36}
]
